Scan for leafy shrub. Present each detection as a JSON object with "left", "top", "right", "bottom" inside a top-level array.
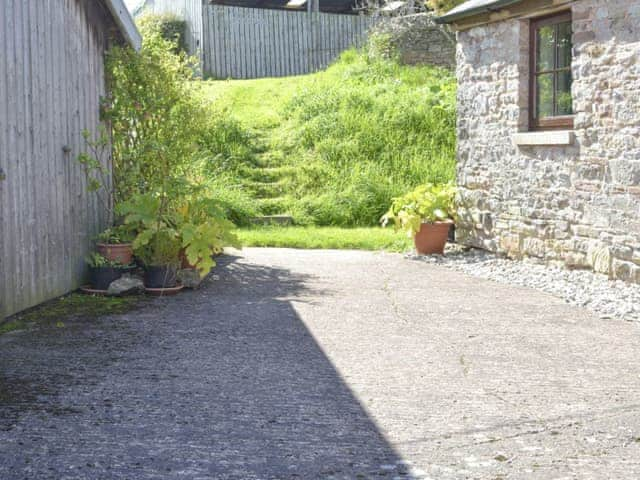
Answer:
[
  {"left": 103, "top": 31, "right": 207, "bottom": 202},
  {"left": 367, "top": 33, "right": 397, "bottom": 62},
  {"left": 381, "top": 183, "right": 457, "bottom": 236},
  {"left": 98, "top": 26, "right": 241, "bottom": 269},
  {"left": 137, "top": 13, "right": 188, "bottom": 54}
]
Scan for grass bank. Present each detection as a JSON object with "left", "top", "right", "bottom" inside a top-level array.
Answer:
[
  {"left": 237, "top": 226, "right": 412, "bottom": 252},
  {"left": 198, "top": 48, "right": 457, "bottom": 227}
]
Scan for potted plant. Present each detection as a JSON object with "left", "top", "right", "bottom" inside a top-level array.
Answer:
[
  {"left": 117, "top": 194, "right": 183, "bottom": 292},
  {"left": 96, "top": 224, "right": 136, "bottom": 265},
  {"left": 135, "top": 228, "right": 182, "bottom": 289},
  {"left": 177, "top": 198, "right": 240, "bottom": 276},
  {"left": 86, "top": 253, "right": 126, "bottom": 291},
  {"left": 381, "top": 183, "right": 457, "bottom": 255}
]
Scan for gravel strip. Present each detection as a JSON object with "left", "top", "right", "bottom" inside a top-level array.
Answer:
[{"left": 407, "top": 246, "right": 640, "bottom": 322}]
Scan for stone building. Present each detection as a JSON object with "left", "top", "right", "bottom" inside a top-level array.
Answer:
[
  {"left": 438, "top": 0, "right": 640, "bottom": 282},
  {"left": 370, "top": 13, "right": 457, "bottom": 69}
]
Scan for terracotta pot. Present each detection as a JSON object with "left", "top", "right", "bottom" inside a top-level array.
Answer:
[
  {"left": 413, "top": 221, "right": 453, "bottom": 255},
  {"left": 97, "top": 243, "right": 134, "bottom": 266}
]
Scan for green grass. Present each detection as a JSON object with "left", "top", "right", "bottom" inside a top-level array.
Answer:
[
  {"left": 237, "top": 226, "right": 413, "bottom": 252},
  {"left": 196, "top": 48, "right": 457, "bottom": 227},
  {"left": 198, "top": 76, "right": 299, "bottom": 130}
]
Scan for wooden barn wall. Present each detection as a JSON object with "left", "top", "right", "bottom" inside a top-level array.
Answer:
[
  {"left": 0, "top": 0, "right": 112, "bottom": 318},
  {"left": 202, "top": 5, "right": 377, "bottom": 79},
  {"left": 142, "top": 0, "right": 204, "bottom": 64}
]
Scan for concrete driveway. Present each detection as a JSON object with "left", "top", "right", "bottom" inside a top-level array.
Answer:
[{"left": 1, "top": 248, "right": 639, "bottom": 479}]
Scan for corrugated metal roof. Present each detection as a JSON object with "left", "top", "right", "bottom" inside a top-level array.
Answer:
[
  {"left": 104, "top": 0, "right": 143, "bottom": 50},
  {"left": 436, "top": 0, "right": 525, "bottom": 24}
]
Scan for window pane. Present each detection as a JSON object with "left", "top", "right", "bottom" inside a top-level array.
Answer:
[
  {"left": 557, "top": 21, "right": 572, "bottom": 68},
  {"left": 556, "top": 70, "right": 573, "bottom": 115},
  {"left": 536, "top": 73, "right": 554, "bottom": 118},
  {"left": 536, "top": 25, "right": 554, "bottom": 72}
]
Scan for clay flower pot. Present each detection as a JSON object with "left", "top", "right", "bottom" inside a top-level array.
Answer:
[
  {"left": 97, "top": 243, "right": 134, "bottom": 266},
  {"left": 414, "top": 221, "right": 453, "bottom": 255}
]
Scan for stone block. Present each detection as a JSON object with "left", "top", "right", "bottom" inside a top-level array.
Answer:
[
  {"left": 587, "top": 242, "right": 612, "bottom": 275},
  {"left": 612, "top": 259, "right": 634, "bottom": 281},
  {"left": 107, "top": 274, "right": 144, "bottom": 296},
  {"left": 523, "top": 237, "right": 546, "bottom": 258},
  {"left": 564, "top": 252, "right": 590, "bottom": 270},
  {"left": 178, "top": 268, "right": 204, "bottom": 289}
]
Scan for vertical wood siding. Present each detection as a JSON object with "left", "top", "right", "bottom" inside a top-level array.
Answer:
[
  {"left": 0, "top": 0, "right": 112, "bottom": 318},
  {"left": 202, "top": 6, "right": 376, "bottom": 79}
]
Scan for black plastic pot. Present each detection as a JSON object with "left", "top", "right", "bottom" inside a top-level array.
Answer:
[
  {"left": 89, "top": 266, "right": 123, "bottom": 291},
  {"left": 144, "top": 265, "right": 178, "bottom": 289}
]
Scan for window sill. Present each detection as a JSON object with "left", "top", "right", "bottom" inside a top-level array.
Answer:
[{"left": 512, "top": 130, "right": 575, "bottom": 146}]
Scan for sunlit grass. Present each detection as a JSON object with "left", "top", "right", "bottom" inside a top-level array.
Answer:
[{"left": 237, "top": 226, "right": 412, "bottom": 252}]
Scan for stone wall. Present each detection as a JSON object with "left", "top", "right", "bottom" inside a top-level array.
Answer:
[
  {"left": 371, "top": 13, "right": 456, "bottom": 69},
  {"left": 456, "top": 0, "right": 640, "bottom": 282}
]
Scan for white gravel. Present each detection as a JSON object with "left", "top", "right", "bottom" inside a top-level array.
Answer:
[{"left": 407, "top": 246, "right": 640, "bottom": 322}]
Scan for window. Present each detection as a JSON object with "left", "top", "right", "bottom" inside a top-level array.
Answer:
[{"left": 529, "top": 12, "right": 573, "bottom": 130}]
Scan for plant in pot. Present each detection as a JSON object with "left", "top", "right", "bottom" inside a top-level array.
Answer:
[
  {"left": 86, "top": 253, "right": 126, "bottom": 291},
  {"left": 177, "top": 197, "right": 240, "bottom": 276},
  {"left": 118, "top": 193, "right": 183, "bottom": 292},
  {"left": 381, "top": 183, "right": 457, "bottom": 255},
  {"left": 135, "top": 228, "right": 182, "bottom": 290},
  {"left": 96, "top": 224, "right": 137, "bottom": 266}
]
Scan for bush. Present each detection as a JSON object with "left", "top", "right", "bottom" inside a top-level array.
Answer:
[
  {"left": 137, "top": 13, "right": 188, "bottom": 54},
  {"left": 103, "top": 30, "right": 206, "bottom": 203},
  {"left": 97, "top": 21, "right": 241, "bottom": 267}
]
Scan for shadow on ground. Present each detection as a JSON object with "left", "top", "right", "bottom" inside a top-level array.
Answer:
[{"left": 0, "top": 254, "right": 405, "bottom": 479}]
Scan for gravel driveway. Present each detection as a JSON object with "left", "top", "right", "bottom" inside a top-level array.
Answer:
[{"left": 1, "top": 248, "right": 640, "bottom": 479}]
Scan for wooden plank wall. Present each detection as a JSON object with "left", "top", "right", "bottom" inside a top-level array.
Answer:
[
  {"left": 0, "top": 0, "right": 111, "bottom": 318},
  {"left": 202, "top": 5, "right": 377, "bottom": 79}
]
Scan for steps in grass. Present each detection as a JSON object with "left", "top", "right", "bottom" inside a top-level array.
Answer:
[
  {"left": 250, "top": 215, "right": 294, "bottom": 226},
  {"left": 238, "top": 148, "right": 297, "bottom": 219},
  {"left": 240, "top": 165, "right": 297, "bottom": 183},
  {"left": 243, "top": 180, "right": 287, "bottom": 198},
  {"left": 257, "top": 196, "right": 293, "bottom": 215}
]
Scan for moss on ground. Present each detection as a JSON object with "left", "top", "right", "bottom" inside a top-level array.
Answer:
[{"left": 0, "top": 294, "right": 141, "bottom": 336}]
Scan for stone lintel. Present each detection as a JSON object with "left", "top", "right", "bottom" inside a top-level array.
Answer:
[{"left": 512, "top": 130, "right": 575, "bottom": 146}]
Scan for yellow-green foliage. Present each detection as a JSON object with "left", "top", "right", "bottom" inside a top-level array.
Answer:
[
  {"left": 426, "top": 0, "right": 467, "bottom": 14},
  {"left": 381, "top": 183, "right": 457, "bottom": 237},
  {"left": 137, "top": 12, "right": 188, "bottom": 54}
]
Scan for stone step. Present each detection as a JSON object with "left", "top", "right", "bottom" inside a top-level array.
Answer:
[
  {"left": 243, "top": 180, "right": 287, "bottom": 198},
  {"left": 250, "top": 215, "right": 294, "bottom": 226},
  {"left": 240, "top": 165, "right": 297, "bottom": 183},
  {"left": 253, "top": 150, "right": 286, "bottom": 168},
  {"left": 257, "top": 196, "right": 293, "bottom": 215}
]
